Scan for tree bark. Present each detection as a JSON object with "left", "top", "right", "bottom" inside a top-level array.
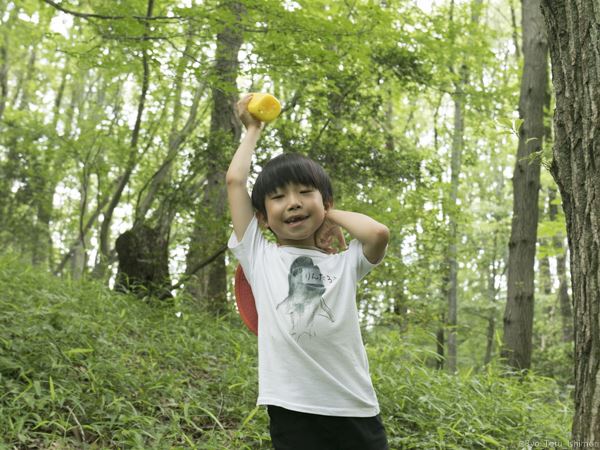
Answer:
[
  {"left": 501, "top": 0, "right": 547, "bottom": 371},
  {"left": 541, "top": 0, "right": 600, "bottom": 442},
  {"left": 185, "top": 0, "right": 244, "bottom": 312},
  {"left": 114, "top": 224, "right": 172, "bottom": 298}
]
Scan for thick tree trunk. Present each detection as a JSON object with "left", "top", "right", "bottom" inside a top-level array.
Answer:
[
  {"left": 185, "top": 0, "right": 244, "bottom": 312},
  {"left": 541, "top": 0, "right": 600, "bottom": 442},
  {"left": 115, "top": 224, "right": 172, "bottom": 299},
  {"left": 501, "top": 0, "right": 547, "bottom": 371}
]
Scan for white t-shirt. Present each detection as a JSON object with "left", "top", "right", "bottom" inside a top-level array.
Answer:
[{"left": 228, "top": 216, "right": 381, "bottom": 417}]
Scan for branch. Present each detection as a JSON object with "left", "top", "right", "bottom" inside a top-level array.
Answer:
[
  {"left": 169, "top": 244, "right": 228, "bottom": 292},
  {"left": 41, "top": 0, "right": 181, "bottom": 21}
]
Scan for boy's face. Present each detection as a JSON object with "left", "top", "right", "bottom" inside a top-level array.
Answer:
[{"left": 259, "top": 183, "right": 329, "bottom": 247}]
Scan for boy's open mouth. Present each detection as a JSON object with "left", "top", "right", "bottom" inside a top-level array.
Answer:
[{"left": 284, "top": 215, "right": 308, "bottom": 224}]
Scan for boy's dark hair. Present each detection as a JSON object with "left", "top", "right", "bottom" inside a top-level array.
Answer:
[{"left": 251, "top": 153, "right": 333, "bottom": 218}]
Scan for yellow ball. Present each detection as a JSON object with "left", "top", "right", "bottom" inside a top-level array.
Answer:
[{"left": 247, "top": 93, "right": 282, "bottom": 123}]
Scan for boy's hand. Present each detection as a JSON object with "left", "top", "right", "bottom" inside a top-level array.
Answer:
[
  {"left": 315, "top": 215, "right": 347, "bottom": 254},
  {"left": 237, "top": 94, "right": 263, "bottom": 130}
]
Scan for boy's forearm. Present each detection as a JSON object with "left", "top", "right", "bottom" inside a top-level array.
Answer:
[
  {"left": 227, "top": 125, "right": 261, "bottom": 240},
  {"left": 326, "top": 209, "right": 389, "bottom": 263},
  {"left": 326, "top": 209, "right": 390, "bottom": 247},
  {"left": 226, "top": 126, "right": 262, "bottom": 184}
]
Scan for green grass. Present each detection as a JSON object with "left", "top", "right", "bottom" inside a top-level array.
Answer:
[
  {"left": 370, "top": 330, "right": 572, "bottom": 449},
  {"left": 0, "top": 254, "right": 572, "bottom": 449}
]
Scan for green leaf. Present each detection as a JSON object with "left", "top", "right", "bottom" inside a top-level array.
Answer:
[
  {"left": 239, "top": 405, "right": 260, "bottom": 431},
  {"left": 64, "top": 348, "right": 94, "bottom": 356},
  {"left": 197, "top": 405, "right": 225, "bottom": 431},
  {"left": 49, "top": 376, "right": 55, "bottom": 401},
  {"left": 478, "top": 433, "right": 502, "bottom": 447}
]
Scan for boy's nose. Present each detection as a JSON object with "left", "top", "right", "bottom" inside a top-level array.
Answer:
[{"left": 287, "top": 194, "right": 302, "bottom": 209}]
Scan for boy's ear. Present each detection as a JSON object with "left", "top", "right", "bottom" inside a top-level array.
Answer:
[
  {"left": 324, "top": 200, "right": 333, "bottom": 211},
  {"left": 256, "top": 211, "right": 268, "bottom": 228}
]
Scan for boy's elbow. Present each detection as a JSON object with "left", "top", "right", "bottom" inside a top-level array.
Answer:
[
  {"left": 375, "top": 224, "right": 390, "bottom": 245},
  {"left": 364, "top": 224, "right": 389, "bottom": 264},
  {"left": 226, "top": 172, "right": 245, "bottom": 187}
]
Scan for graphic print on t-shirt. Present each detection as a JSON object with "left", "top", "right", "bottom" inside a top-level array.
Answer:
[{"left": 276, "top": 256, "right": 335, "bottom": 342}]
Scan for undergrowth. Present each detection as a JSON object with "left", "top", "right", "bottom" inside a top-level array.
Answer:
[{"left": 0, "top": 254, "right": 571, "bottom": 449}]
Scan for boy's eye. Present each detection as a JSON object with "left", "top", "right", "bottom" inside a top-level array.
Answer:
[
  {"left": 271, "top": 194, "right": 284, "bottom": 199},
  {"left": 300, "top": 189, "right": 314, "bottom": 194}
]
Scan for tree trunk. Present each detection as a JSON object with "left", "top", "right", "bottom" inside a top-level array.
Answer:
[
  {"left": 115, "top": 224, "right": 172, "bottom": 299},
  {"left": 444, "top": 0, "right": 462, "bottom": 375},
  {"left": 508, "top": 0, "right": 521, "bottom": 61},
  {"left": 0, "top": 0, "right": 19, "bottom": 118},
  {"left": 185, "top": 0, "right": 244, "bottom": 312},
  {"left": 444, "top": 0, "right": 483, "bottom": 374},
  {"left": 446, "top": 86, "right": 462, "bottom": 373},
  {"left": 484, "top": 233, "right": 502, "bottom": 366},
  {"left": 501, "top": 0, "right": 547, "bottom": 371},
  {"left": 30, "top": 176, "right": 53, "bottom": 268},
  {"left": 541, "top": 0, "right": 600, "bottom": 442},
  {"left": 0, "top": 34, "right": 8, "bottom": 121},
  {"left": 436, "top": 317, "right": 445, "bottom": 370}
]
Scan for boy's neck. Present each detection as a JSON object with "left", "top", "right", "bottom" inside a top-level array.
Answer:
[{"left": 278, "top": 243, "right": 327, "bottom": 253}]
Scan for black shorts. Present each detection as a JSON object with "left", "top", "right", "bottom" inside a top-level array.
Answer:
[{"left": 267, "top": 405, "right": 389, "bottom": 450}]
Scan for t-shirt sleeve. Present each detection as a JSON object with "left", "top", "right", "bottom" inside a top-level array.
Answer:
[
  {"left": 348, "top": 239, "right": 384, "bottom": 281},
  {"left": 227, "top": 215, "right": 266, "bottom": 284}
]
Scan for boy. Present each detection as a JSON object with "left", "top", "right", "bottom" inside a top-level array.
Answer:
[{"left": 226, "top": 94, "right": 390, "bottom": 450}]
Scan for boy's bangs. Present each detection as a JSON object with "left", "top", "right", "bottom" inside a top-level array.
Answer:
[
  {"left": 261, "top": 162, "right": 321, "bottom": 196},
  {"left": 251, "top": 153, "right": 333, "bottom": 214}
]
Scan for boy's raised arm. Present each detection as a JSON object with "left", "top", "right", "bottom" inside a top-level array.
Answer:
[
  {"left": 226, "top": 95, "right": 262, "bottom": 240},
  {"left": 317, "top": 209, "right": 390, "bottom": 264}
]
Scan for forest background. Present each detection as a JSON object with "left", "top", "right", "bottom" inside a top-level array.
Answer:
[{"left": 0, "top": 0, "right": 581, "bottom": 448}]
